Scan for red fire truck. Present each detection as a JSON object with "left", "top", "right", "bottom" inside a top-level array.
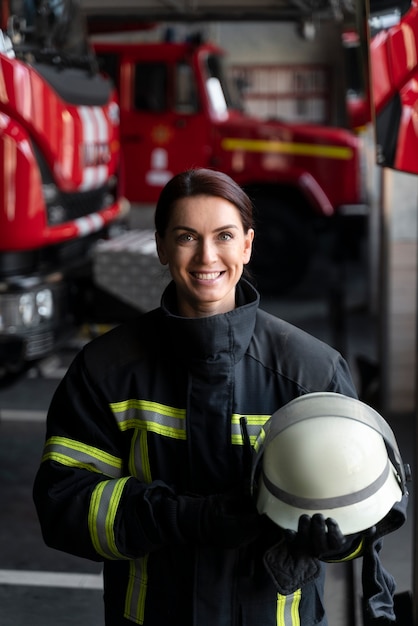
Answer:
[
  {"left": 342, "top": 0, "right": 418, "bottom": 173},
  {"left": 368, "top": 0, "right": 418, "bottom": 173},
  {"left": 365, "top": 2, "right": 418, "bottom": 618},
  {"left": 0, "top": 0, "right": 129, "bottom": 375},
  {"left": 92, "top": 36, "right": 367, "bottom": 294}
]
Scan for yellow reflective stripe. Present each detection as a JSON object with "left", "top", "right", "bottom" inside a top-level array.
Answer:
[
  {"left": 111, "top": 399, "right": 185, "bottom": 419},
  {"left": 231, "top": 414, "right": 270, "bottom": 445},
  {"left": 139, "top": 429, "right": 152, "bottom": 482},
  {"left": 327, "top": 537, "right": 364, "bottom": 563},
  {"left": 291, "top": 589, "right": 301, "bottom": 625},
  {"left": 254, "top": 426, "right": 267, "bottom": 454},
  {"left": 110, "top": 399, "right": 186, "bottom": 440},
  {"left": 128, "top": 429, "right": 138, "bottom": 477},
  {"left": 110, "top": 401, "right": 269, "bottom": 446},
  {"left": 347, "top": 537, "right": 364, "bottom": 560},
  {"left": 42, "top": 436, "right": 123, "bottom": 478},
  {"left": 130, "top": 428, "right": 152, "bottom": 483},
  {"left": 221, "top": 137, "right": 353, "bottom": 160},
  {"left": 125, "top": 557, "right": 148, "bottom": 625},
  {"left": 89, "top": 477, "right": 131, "bottom": 560},
  {"left": 277, "top": 593, "right": 285, "bottom": 625},
  {"left": 277, "top": 590, "right": 301, "bottom": 626}
]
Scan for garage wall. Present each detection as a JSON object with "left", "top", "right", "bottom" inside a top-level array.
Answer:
[
  {"left": 381, "top": 170, "right": 418, "bottom": 414},
  {"left": 212, "top": 22, "right": 347, "bottom": 126},
  {"left": 211, "top": 21, "right": 341, "bottom": 64},
  {"left": 124, "top": 20, "right": 342, "bottom": 64}
]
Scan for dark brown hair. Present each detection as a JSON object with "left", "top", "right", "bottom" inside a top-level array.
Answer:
[{"left": 155, "top": 168, "right": 254, "bottom": 237}]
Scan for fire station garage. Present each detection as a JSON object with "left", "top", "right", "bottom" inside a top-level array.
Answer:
[{"left": 0, "top": 0, "right": 416, "bottom": 623}]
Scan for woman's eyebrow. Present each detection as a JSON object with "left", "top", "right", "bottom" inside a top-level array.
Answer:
[{"left": 171, "top": 224, "right": 239, "bottom": 233}]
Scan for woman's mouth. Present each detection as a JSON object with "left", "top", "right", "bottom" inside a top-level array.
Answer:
[{"left": 192, "top": 271, "right": 224, "bottom": 280}]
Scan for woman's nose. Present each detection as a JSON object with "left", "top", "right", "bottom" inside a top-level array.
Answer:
[{"left": 196, "top": 239, "right": 217, "bottom": 263}]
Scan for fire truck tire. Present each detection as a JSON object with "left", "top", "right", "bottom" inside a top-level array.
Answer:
[{"left": 249, "top": 196, "right": 315, "bottom": 295}]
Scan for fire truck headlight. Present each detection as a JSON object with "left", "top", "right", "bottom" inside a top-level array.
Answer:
[
  {"left": 43, "top": 183, "right": 66, "bottom": 225},
  {"left": 36, "top": 289, "right": 53, "bottom": 320},
  {"left": 43, "top": 183, "right": 59, "bottom": 203},
  {"left": 18, "top": 288, "right": 53, "bottom": 327},
  {"left": 0, "top": 286, "right": 56, "bottom": 333},
  {"left": 19, "top": 293, "right": 36, "bottom": 327}
]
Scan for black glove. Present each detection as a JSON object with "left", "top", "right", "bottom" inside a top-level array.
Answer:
[
  {"left": 262, "top": 513, "right": 364, "bottom": 595},
  {"left": 286, "top": 513, "right": 360, "bottom": 560},
  {"left": 166, "top": 491, "right": 263, "bottom": 548},
  {"left": 262, "top": 514, "right": 321, "bottom": 595}
]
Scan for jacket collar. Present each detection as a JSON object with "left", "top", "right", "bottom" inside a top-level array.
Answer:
[{"left": 160, "top": 279, "right": 260, "bottom": 365}]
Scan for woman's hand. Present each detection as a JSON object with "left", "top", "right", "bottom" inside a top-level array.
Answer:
[{"left": 285, "top": 513, "right": 362, "bottom": 559}]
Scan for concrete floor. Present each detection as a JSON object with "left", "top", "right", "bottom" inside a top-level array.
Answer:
[{"left": 0, "top": 234, "right": 414, "bottom": 626}]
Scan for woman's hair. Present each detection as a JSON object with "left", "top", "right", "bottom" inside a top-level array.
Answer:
[{"left": 155, "top": 168, "right": 254, "bottom": 236}]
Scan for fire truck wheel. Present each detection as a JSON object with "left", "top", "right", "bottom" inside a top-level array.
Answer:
[{"left": 249, "top": 196, "right": 315, "bottom": 295}]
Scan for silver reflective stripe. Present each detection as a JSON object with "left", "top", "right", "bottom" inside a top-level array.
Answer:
[
  {"left": 262, "top": 460, "right": 391, "bottom": 509},
  {"left": 89, "top": 477, "right": 131, "bottom": 560},
  {"left": 231, "top": 414, "right": 270, "bottom": 445},
  {"left": 42, "top": 436, "right": 123, "bottom": 478},
  {"left": 131, "top": 428, "right": 152, "bottom": 482},
  {"left": 110, "top": 400, "right": 186, "bottom": 440},
  {"left": 125, "top": 557, "right": 148, "bottom": 625},
  {"left": 277, "top": 590, "right": 301, "bottom": 626}
]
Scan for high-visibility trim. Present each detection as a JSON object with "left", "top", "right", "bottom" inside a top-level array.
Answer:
[
  {"left": 125, "top": 557, "right": 148, "bottom": 625},
  {"left": 327, "top": 537, "right": 365, "bottom": 563},
  {"left": 139, "top": 429, "right": 152, "bottom": 482},
  {"left": 291, "top": 589, "right": 302, "bottom": 625},
  {"left": 276, "top": 590, "right": 301, "bottom": 626},
  {"left": 231, "top": 414, "right": 270, "bottom": 445},
  {"left": 110, "top": 402, "right": 268, "bottom": 446},
  {"left": 42, "top": 435, "right": 123, "bottom": 478},
  {"left": 221, "top": 137, "right": 353, "bottom": 160},
  {"left": 254, "top": 426, "right": 267, "bottom": 454},
  {"left": 128, "top": 429, "right": 138, "bottom": 478},
  {"left": 89, "top": 477, "right": 131, "bottom": 560},
  {"left": 110, "top": 399, "right": 186, "bottom": 440},
  {"left": 262, "top": 461, "right": 390, "bottom": 509},
  {"left": 111, "top": 399, "right": 185, "bottom": 419},
  {"left": 130, "top": 428, "right": 152, "bottom": 483}
]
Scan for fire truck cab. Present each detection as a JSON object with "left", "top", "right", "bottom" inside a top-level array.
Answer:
[{"left": 93, "top": 36, "right": 367, "bottom": 293}]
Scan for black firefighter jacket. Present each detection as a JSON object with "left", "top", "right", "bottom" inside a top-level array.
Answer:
[{"left": 33, "top": 279, "right": 402, "bottom": 626}]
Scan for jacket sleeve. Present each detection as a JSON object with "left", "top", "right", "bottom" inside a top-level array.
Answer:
[
  {"left": 326, "top": 353, "right": 359, "bottom": 398},
  {"left": 32, "top": 348, "right": 183, "bottom": 563}
]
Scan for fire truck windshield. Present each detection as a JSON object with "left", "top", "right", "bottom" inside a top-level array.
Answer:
[
  {"left": 204, "top": 52, "right": 243, "bottom": 115},
  {"left": 368, "top": 0, "right": 411, "bottom": 31},
  {"left": 9, "top": 0, "right": 91, "bottom": 63}
]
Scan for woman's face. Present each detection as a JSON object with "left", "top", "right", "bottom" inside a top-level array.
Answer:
[{"left": 156, "top": 195, "right": 254, "bottom": 318}]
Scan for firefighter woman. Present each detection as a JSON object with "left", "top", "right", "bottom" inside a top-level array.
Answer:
[{"left": 33, "top": 168, "right": 406, "bottom": 625}]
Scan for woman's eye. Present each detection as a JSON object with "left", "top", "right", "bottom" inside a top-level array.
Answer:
[
  {"left": 219, "top": 232, "right": 233, "bottom": 241},
  {"left": 178, "top": 233, "right": 194, "bottom": 243}
]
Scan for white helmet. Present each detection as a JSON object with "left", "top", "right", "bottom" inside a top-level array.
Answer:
[{"left": 253, "top": 392, "right": 407, "bottom": 535}]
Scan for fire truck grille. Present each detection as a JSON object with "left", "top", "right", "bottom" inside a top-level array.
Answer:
[
  {"left": 47, "top": 186, "right": 112, "bottom": 225},
  {"left": 24, "top": 330, "right": 55, "bottom": 359}
]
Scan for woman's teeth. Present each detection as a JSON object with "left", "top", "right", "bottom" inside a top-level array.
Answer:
[{"left": 193, "top": 272, "right": 221, "bottom": 280}]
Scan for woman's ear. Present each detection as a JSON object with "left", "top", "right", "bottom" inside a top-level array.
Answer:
[
  {"left": 155, "top": 232, "right": 168, "bottom": 265},
  {"left": 243, "top": 228, "right": 254, "bottom": 265}
]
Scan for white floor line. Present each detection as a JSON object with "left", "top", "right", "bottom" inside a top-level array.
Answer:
[
  {"left": 0, "top": 569, "right": 103, "bottom": 590},
  {"left": 0, "top": 409, "right": 47, "bottom": 422}
]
